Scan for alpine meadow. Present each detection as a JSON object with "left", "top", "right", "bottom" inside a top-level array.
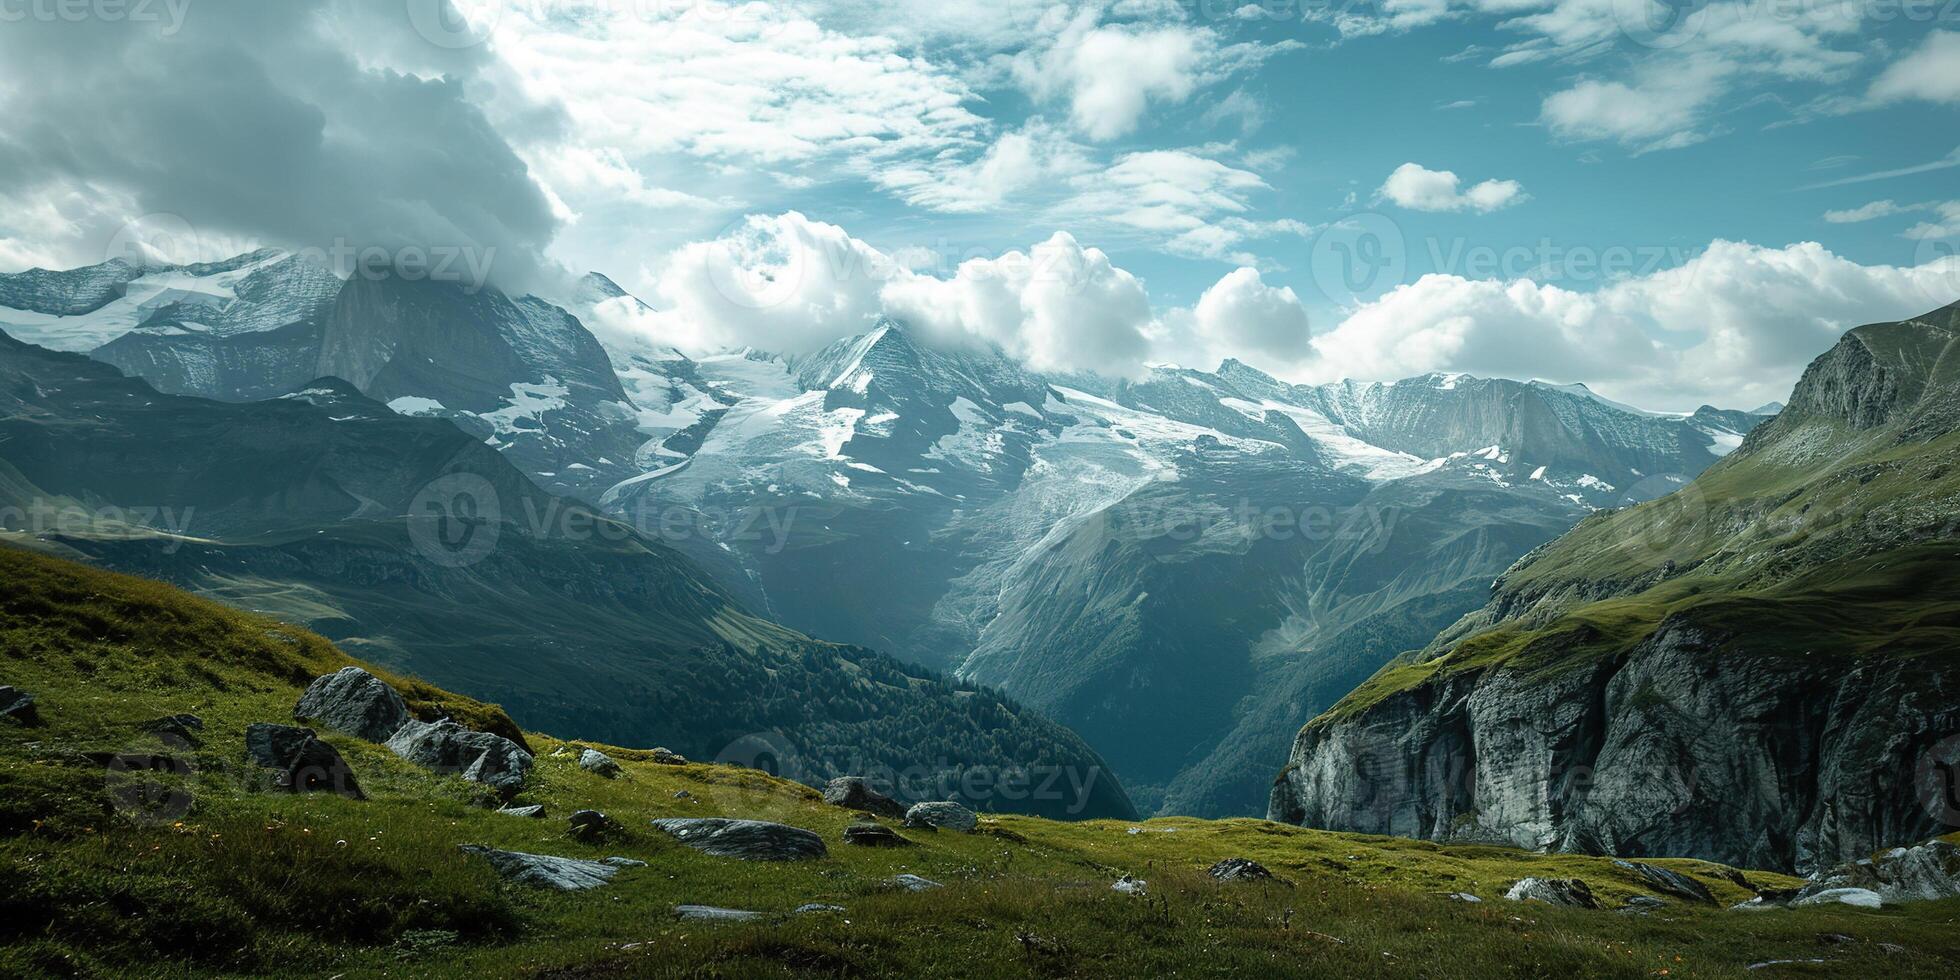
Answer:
[{"left": 2, "top": 2, "right": 1959, "bottom": 977}]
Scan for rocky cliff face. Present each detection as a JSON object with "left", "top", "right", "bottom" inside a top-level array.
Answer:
[
  {"left": 1270, "top": 618, "right": 1960, "bottom": 873},
  {"left": 1270, "top": 301, "right": 1960, "bottom": 872}
]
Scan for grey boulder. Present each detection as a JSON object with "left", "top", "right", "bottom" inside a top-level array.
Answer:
[
  {"left": 904, "top": 801, "right": 977, "bottom": 833},
  {"left": 578, "top": 748, "right": 622, "bottom": 778},
  {"left": 649, "top": 818, "right": 828, "bottom": 861},
  {"left": 141, "top": 714, "right": 203, "bottom": 746},
  {"left": 1504, "top": 877, "right": 1599, "bottom": 909},
  {"left": 569, "top": 809, "right": 617, "bottom": 842},
  {"left": 386, "top": 718, "right": 533, "bottom": 793},
  {"left": 1791, "top": 887, "right": 1884, "bottom": 909},
  {"left": 1208, "top": 858, "right": 1275, "bottom": 883},
  {"left": 459, "top": 845, "right": 628, "bottom": 891},
  {"left": 675, "top": 905, "right": 763, "bottom": 922},
  {"left": 244, "top": 723, "right": 364, "bottom": 799},
  {"left": 1613, "top": 860, "right": 1716, "bottom": 905},
  {"left": 0, "top": 686, "right": 39, "bottom": 725},
  {"left": 843, "top": 822, "right": 913, "bottom": 848},
  {"left": 823, "top": 776, "right": 905, "bottom": 819},
  {"left": 293, "top": 666, "right": 409, "bottom": 742},
  {"left": 890, "top": 874, "right": 943, "bottom": 892},
  {"left": 496, "top": 804, "right": 546, "bottom": 819}
]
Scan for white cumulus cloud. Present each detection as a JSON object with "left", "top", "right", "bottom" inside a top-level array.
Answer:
[
  {"left": 1870, "top": 30, "right": 1960, "bottom": 105},
  {"left": 1303, "top": 240, "right": 1960, "bottom": 411},
  {"left": 1378, "top": 163, "right": 1527, "bottom": 213}
]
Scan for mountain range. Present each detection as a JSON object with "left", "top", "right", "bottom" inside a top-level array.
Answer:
[
  {"left": 0, "top": 321, "right": 1134, "bottom": 821},
  {"left": 1, "top": 251, "right": 1780, "bottom": 818}
]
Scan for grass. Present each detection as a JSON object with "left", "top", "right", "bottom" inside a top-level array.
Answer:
[{"left": 4, "top": 544, "right": 1960, "bottom": 978}]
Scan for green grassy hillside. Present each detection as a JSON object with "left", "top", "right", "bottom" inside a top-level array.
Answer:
[
  {"left": 1312, "top": 305, "right": 1960, "bottom": 723},
  {"left": 4, "top": 545, "right": 1959, "bottom": 978}
]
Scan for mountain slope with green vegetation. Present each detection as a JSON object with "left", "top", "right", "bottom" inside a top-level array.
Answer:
[
  {"left": 1272, "top": 302, "right": 1960, "bottom": 873},
  {"left": 5, "top": 545, "right": 1959, "bottom": 978},
  {"left": 0, "top": 333, "right": 1133, "bottom": 821}
]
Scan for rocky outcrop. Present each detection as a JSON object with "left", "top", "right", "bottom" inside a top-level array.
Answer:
[
  {"left": 244, "top": 723, "right": 364, "bottom": 799},
  {"left": 1270, "top": 617, "right": 1960, "bottom": 874},
  {"left": 578, "top": 749, "right": 622, "bottom": 778},
  {"left": 141, "top": 714, "right": 203, "bottom": 746},
  {"left": 904, "top": 801, "right": 977, "bottom": 832},
  {"left": 0, "top": 685, "right": 39, "bottom": 725},
  {"left": 843, "top": 822, "right": 913, "bottom": 848},
  {"left": 1207, "top": 858, "right": 1276, "bottom": 883},
  {"left": 458, "top": 845, "right": 631, "bottom": 891},
  {"left": 675, "top": 905, "right": 762, "bottom": 922},
  {"left": 1504, "top": 878, "right": 1597, "bottom": 909},
  {"left": 1795, "top": 838, "right": 1960, "bottom": 905},
  {"left": 823, "top": 776, "right": 905, "bottom": 818},
  {"left": 649, "top": 818, "right": 828, "bottom": 861},
  {"left": 293, "top": 667, "right": 409, "bottom": 742},
  {"left": 1613, "top": 860, "right": 1715, "bottom": 905},
  {"left": 385, "top": 719, "right": 533, "bottom": 794}
]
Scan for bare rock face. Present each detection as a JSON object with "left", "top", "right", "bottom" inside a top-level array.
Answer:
[
  {"left": 1269, "top": 623, "right": 1960, "bottom": 873},
  {"left": 648, "top": 818, "right": 828, "bottom": 861},
  {"left": 385, "top": 718, "right": 533, "bottom": 794},
  {"left": 294, "top": 666, "right": 409, "bottom": 742},
  {"left": 823, "top": 776, "right": 905, "bottom": 819}
]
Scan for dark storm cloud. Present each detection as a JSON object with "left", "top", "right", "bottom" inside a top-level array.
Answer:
[{"left": 0, "top": 0, "right": 562, "bottom": 288}]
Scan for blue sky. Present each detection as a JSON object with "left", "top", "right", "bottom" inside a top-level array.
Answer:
[{"left": 2, "top": 0, "right": 1956, "bottom": 409}]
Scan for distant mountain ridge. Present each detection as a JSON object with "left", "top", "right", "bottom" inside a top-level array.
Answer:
[{"left": 0, "top": 253, "right": 642, "bottom": 504}]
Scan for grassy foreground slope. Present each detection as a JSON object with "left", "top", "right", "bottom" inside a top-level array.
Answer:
[{"left": 4, "top": 545, "right": 1958, "bottom": 979}]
